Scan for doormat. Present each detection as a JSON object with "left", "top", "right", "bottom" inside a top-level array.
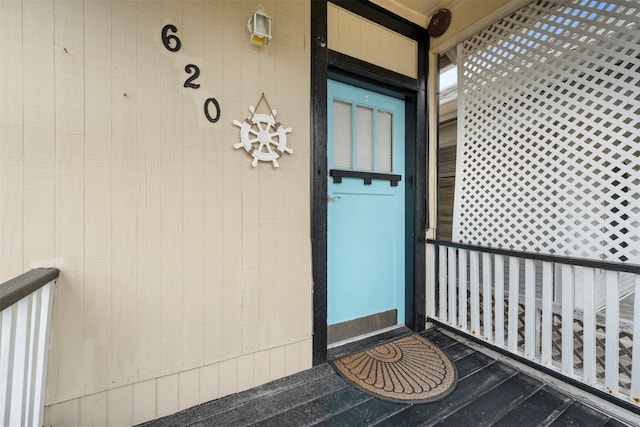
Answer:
[{"left": 331, "top": 334, "right": 457, "bottom": 403}]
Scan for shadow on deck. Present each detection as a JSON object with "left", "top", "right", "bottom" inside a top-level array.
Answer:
[{"left": 139, "top": 328, "right": 630, "bottom": 426}]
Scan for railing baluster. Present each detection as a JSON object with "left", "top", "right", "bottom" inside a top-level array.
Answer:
[
  {"left": 561, "top": 265, "right": 574, "bottom": 375},
  {"left": 0, "top": 307, "right": 14, "bottom": 425},
  {"left": 482, "top": 253, "right": 492, "bottom": 342},
  {"left": 541, "top": 261, "right": 553, "bottom": 366},
  {"left": 439, "top": 246, "right": 448, "bottom": 322},
  {"left": 459, "top": 249, "right": 468, "bottom": 331},
  {"left": 32, "top": 283, "right": 54, "bottom": 426},
  {"left": 494, "top": 255, "right": 504, "bottom": 347},
  {"left": 448, "top": 247, "right": 457, "bottom": 327},
  {"left": 427, "top": 244, "right": 436, "bottom": 317},
  {"left": 632, "top": 274, "right": 640, "bottom": 403},
  {"left": 470, "top": 251, "right": 480, "bottom": 336},
  {"left": 508, "top": 257, "right": 519, "bottom": 353},
  {"left": 582, "top": 267, "right": 596, "bottom": 385},
  {"left": 11, "top": 298, "right": 31, "bottom": 427},
  {"left": 25, "top": 290, "right": 41, "bottom": 426},
  {"left": 524, "top": 259, "right": 536, "bottom": 359},
  {"left": 605, "top": 270, "right": 619, "bottom": 395}
]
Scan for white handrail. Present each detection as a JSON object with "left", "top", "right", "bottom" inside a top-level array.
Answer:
[{"left": 0, "top": 269, "right": 57, "bottom": 427}]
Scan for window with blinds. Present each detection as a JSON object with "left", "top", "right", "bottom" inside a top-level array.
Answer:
[{"left": 332, "top": 100, "right": 393, "bottom": 173}]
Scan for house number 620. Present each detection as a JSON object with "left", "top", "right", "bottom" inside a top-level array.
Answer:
[{"left": 161, "top": 24, "right": 221, "bottom": 123}]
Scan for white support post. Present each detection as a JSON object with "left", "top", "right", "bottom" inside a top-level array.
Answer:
[
  {"left": 631, "top": 274, "right": 640, "bottom": 403},
  {"left": 561, "top": 265, "right": 574, "bottom": 376},
  {"left": 470, "top": 251, "right": 480, "bottom": 337},
  {"left": 582, "top": 267, "right": 597, "bottom": 385},
  {"left": 439, "top": 246, "right": 448, "bottom": 322},
  {"left": 448, "top": 247, "right": 457, "bottom": 327},
  {"left": 508, "top": 257, "right": 520, "bottom": 353},
  {"left": 541, "top": 261, "right": 553, "bottom": 366},
  {"left": 605, "top": 270, "right": 619, "bottom": 395},
  {"left": 459, "top": 249, "right": 468, "bottom": 331},
  {"left": 524, "top": 259, "right": 536, "bottom": 359},
  {"left": 427, "top": 244, "right": 436, "bottom": 318},
  {"left": 494, "top": 255, "right": 505, "bottom": 347},
  {"left": 482, "top": 252, "right": 492, "bottom": 342}
]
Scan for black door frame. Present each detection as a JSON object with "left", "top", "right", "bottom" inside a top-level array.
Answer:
[{"left": 311, "top": 0, "right": 429, "bottom": 365}]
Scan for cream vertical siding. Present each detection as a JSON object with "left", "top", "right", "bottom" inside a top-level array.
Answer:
[
  {"left": 327, "top": 3, "right": 418, "bottom": 79},
  {"left": 0, "top": 1, "right": 311, "bottom": 425}
]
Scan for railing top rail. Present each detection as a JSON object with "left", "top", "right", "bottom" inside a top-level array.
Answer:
[
  {"left": 427, "top": 239, "right": 640, "bottom": 275},
  {"left": 0, "top": 268, "right": 60, "bottom": 311}
]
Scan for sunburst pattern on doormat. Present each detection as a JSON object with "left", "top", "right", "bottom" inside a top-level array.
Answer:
[{"left": 331, "top": 334, "right": 457, "bottom": 403}]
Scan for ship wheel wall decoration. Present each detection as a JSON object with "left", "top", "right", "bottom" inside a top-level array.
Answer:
[{"left": 233, "top": 93, "right": 293, "bottom": 167}]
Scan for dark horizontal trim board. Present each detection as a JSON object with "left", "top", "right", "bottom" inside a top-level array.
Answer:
[
  {"left": 427, "top": 239, "right": 640, "bottom": 275},
  {"left": 328, "top": 50, "right": 418, "bottom": 93},
  {"left": 0, "top": 268, "right": 60, "bottom": 311},
  {"left": 429, "top": 319, "right": 640, "bottom": 417},
  {"left": 330, "top": 169, "right": 402, "bottom": 186}
]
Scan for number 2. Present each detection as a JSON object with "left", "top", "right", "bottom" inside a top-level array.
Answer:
[{"left": 184, "top": 64, "right": 201, "bottom": 89}]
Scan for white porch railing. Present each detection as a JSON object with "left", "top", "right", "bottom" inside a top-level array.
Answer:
[
  {"left": 0, "top": 268, "right": 58, "bottom": 427},
  {"left": 427, "top": 241, "right": 640, "bottom": 408}
]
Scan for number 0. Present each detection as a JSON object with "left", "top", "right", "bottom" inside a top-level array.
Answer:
[{"left": 204, "top": 98, "right": 221, "bottom": 123}]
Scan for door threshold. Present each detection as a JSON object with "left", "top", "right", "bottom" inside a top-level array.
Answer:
[
  {"left": 327, "top": 309, "right": 398, "bottom": 345},
  {"left": 328, "top": 324, "right": 406, "bottom": 349},
  {"left": 327, "top": 324, "right": 412, "bottom": 361},
  {"left": 327, "top": 324, "right": 411, "bottom": 359}
]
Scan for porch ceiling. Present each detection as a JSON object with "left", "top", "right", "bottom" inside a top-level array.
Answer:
[
  {"left": 369, "top": 0, "right": 530, "bottom": 52},
  {"left": 371, "top": 0, "right": 457, "bottom": 28}
]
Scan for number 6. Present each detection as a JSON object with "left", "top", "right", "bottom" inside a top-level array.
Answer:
[{"left": 161, "top": 24, "right": 181, "bottom": 52}]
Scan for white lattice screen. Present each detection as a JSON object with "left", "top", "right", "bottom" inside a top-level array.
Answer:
[{"left": 452, "top": 0, "right": 640, "bottom": 262}]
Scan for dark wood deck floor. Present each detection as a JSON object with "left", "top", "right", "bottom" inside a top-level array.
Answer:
[{"left": 140, "top": 328, "right": 630, "bottom": 427}]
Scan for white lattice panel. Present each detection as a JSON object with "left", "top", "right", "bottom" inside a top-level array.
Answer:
[{"left": 453, "top": 0, "right": 640, "bottom": 262}]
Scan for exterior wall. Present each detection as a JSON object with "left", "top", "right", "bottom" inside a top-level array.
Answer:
[
  {"left": 0, "top": 1, "right": 311, "bottom": 425},
  {"left": 328, "top": 3, "right": 418, "bottom": 79}
]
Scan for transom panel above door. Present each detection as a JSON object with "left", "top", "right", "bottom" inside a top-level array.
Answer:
[{"left": 327, "top": 79, "right": 405, "bottom": 344}]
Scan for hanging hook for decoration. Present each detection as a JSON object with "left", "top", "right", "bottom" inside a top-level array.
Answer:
[
  {"left": 247, "top": 93, "right": 280, "bottom": 128},
  {"left": 233, "top": 93, "right": 293, "bottom": 168}
]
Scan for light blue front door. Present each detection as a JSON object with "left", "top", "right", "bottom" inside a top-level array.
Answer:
[{"left": 327, "top": 80, "right": 405, "bottom": 328}]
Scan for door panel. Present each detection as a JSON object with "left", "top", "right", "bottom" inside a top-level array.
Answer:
[{"left": 327, "top": 80, "right": 405, "bottom": 329}]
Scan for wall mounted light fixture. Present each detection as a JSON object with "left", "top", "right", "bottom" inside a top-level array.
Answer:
[{"left": 248, "top": 5, "right": 272, "bottom": 47}]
